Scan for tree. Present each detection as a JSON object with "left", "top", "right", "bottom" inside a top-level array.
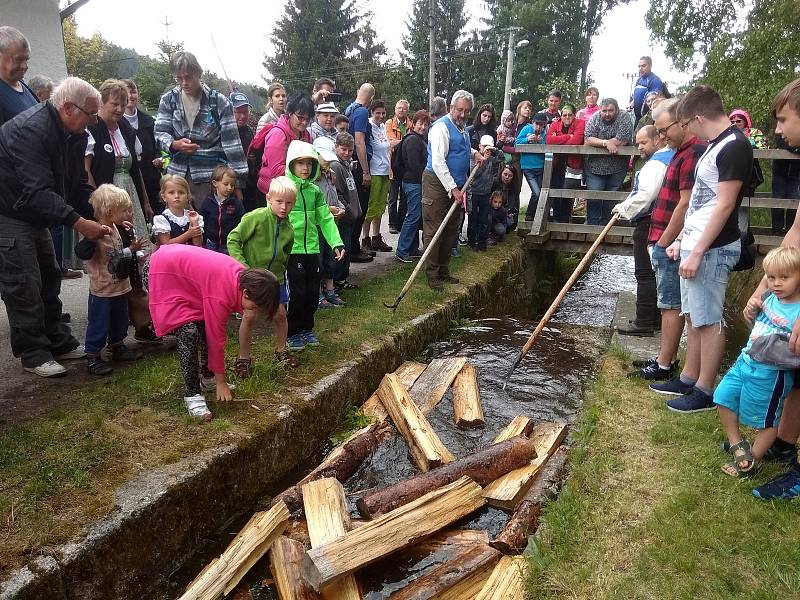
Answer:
[{"left": 62, "top": 16, "right": 108, "bottom": 87}]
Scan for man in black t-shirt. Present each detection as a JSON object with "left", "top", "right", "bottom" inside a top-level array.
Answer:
[{"left": 0, "top": 27, "right": 37, "bottom": 126}]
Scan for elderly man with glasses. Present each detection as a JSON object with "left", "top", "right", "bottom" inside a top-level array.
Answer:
[{"left": 0, "top": 77, "right": 112, "bottom": 377}]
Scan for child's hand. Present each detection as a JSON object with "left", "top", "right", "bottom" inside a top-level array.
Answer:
[
  {"left": 188, "top": 210, "right": 200, "bottom": 227},
  {"left": 188, "top": 224, "right": 202, "bottom": 240},
  {"left": 216, "top": 381, "right": 233, "bottom": 403},
  {"left": 743, "top": 295, "right": 762, "bottom": 325},
  {"left": 334, "top": 246, "right": 345, "bottom": 261},
  {"left": 329, "top": 206, "right": 345, "bottom": 218},
  {"left": 129, "top": 237, "right": 145, "bottom": 253}
]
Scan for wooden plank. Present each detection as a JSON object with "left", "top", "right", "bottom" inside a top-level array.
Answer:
[
  {"left": 378, "top": 373, "right": 455, "bottom": 472},
  {"left": 550, "top": 230, "right": 568, "bottom": 240},
  {"left": 567, "top": 232, "right": 586, "bottom": 242},
  {"left": 269, "top": 536, "right": 321, "bottom": 600},
  {"left": 483, "top": 422, "right": 568, "bottom": 510},
  {"left": 605, "top": 234, "right": 623, "bottom": 244},
  {"left": 516, "top": 143, "right": 640, "bottom": 156},
  {"left": 409, "top": 357, "right": 468, "bottom": 414},
  {"left": 303, "top": 478, "right": 360, "bottom": 600},
  {"left": 431, "top": 560, "right": 494, "bottom": 600},
  {"left": 474, "top": 556, "right": 526, "bottom": 600},
  {"left": 302, "top": 477, "right": 486, "bottom": 591},
  {"left": 492, "top": 416, "right": 534, "bottom": 443},
  {"left": 179, "top": 501, "right": 290, "bottom": 600},
  {"left": 409, "top": 529, "right": 490, "bottom": 557},
  {"left": 362, "top": 361, "right": 426, "bottom": 422},
  {"left": 452, "top": 364, "right": 484, "bottom": 428},
  {"left": 548, "top": 222, "right": 633, "bottom": 235}
]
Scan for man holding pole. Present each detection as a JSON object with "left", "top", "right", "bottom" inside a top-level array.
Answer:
[{"left": 422, "top": 90, "right": 483, "bottom": 291}]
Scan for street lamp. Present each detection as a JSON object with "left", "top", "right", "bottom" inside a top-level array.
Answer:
[{"left": 503, "top": 30, "right": 529, "bottom": 112}]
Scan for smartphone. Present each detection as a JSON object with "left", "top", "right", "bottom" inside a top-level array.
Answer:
[{"left": 326, "top": 92, "right": 343, "bottom": 101}]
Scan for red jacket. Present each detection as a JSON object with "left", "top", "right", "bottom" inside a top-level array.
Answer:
[{"left": 546, "top": 117, "right": 585, "bottom": 171}]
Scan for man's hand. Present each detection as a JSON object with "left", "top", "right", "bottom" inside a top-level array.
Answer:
[
  {"left": 362, "top": 172, "right": 371, "bottom": 187},
  {"left": 329, "top": 206, "right": 345, "bottom": 219},
  {"left": 678, "top": 250, "right": 702, "bottom": 278},
  {"left": 666, "top": 240, "right": 681, "bottom": 261},
  {"left": 74, "top": 217, "right": 110, "bottom": 240},
  {"left": 606, "top": 138, "right": 620, "bottom": 154},
  {"left": 143, "top": 203, "right": 154, "bottom": 223},
  {"left": 334, "top": 247, "right": 345, "bottom": 261},
  {"left": 473, "top": 151, "right": 486, "bottom": 165},
  {"left": 311, "top": 89, "right": 330, "bottom": 104},
  {"left": 452, "top": 188, "right": 465, "bottom": 210},
  {"left": 216, "top": 381, "right": 232, "bottom": 403},
  {"left": 743, "top": 294, "right": 763, "bottom": 325},
  {"left": 171, "top": 138, "right": 200, "bottom": 153}
]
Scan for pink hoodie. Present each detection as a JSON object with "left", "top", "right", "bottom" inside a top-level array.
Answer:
[
  {"left": 148, "top": 245, "right": 243, "bottom": 373},
  {"left": 257, "top": 113, "right": 311, "bottom": 194}
]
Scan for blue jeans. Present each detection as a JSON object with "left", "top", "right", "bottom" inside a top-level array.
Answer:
[
  {"left": 398, "top": 181, "right": 422, "bottom": 258},
  {"left": 85, "top": 294, "right": 129, "bottom": 354},
  {"left": 585, "top": 169, "right": 627, "bottom": 225},
  {"left": 467, "top": 192, "right": 490, "bottom": 246},
  {"left": 523, "top": 169, "right": 542, "bottom": 220}
]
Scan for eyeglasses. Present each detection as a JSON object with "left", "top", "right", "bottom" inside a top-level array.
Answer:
[
  {"left": 657, "top": 120, "right": 679, "bottom": 136},
  {"left": 71, "top": 103, "right": 98, "bottom": 118}
]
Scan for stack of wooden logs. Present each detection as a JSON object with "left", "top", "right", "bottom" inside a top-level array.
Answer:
[{"left": 180, "top": 359, "right": 569, "bottom": 600}]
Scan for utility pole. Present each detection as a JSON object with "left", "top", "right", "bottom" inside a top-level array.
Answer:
[
  {"left": 428, "top": 0, "right": 435, "bottom": 106},
  {"left": 161, "top": 16, "right": 172, "bottom": 43},
  {"left": 503, "top": 29, "right": 516, "bottom": 112}
]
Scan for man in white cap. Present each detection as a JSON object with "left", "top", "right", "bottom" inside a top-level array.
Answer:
[
  {"left": 311, "top": 101, "right": 339, "bottom": 142},
  {"left": 466, "top": 134, "right": 502, "bottom": 250}
]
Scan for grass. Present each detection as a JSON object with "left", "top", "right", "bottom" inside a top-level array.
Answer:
[
  {"left": 525, "top": 355, "right": 800, "bottom": 600},
  {"left": 0, "top": 241, "right": 520, "bottom": 578}
]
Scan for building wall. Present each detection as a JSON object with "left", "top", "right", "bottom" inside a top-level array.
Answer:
[{"left": 1, "top": 0, "right": 68, "bottom": 82}]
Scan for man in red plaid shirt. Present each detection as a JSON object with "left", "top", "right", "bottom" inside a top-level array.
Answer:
[{"left": 629, "top": 98, "right": 707, "bottom": 380}]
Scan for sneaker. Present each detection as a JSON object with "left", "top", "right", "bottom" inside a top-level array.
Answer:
[
  {"left": 451, "top": 247, "right": 462, "bottom": 258},
  {"left": 319, "top": 294, "right": 335, "bottom": 309},
  {"left": 134, "top": 325, "right": 163, "bottom": 344},
  {"left": 410, "top": 249, "right": 423, "bottom": 258},
  {"left": 628, "top": 361, "right": 675, "bottom": 381},
  {"left": 458, "top": 235, "right": 468, "bottom": 246},
  {"left": 666, "top": 387, "right": 715, "bottom": 413},
  {"left": 752, "top": 465, "right": 800, "bottom": 500},
  {"left": 633, "top": 356, "right": 658, "bottom": 368},
  {"left": 371, "top": 235, "right": 393, "bottom": 252},
  {"left": 334, "top": 279, "right": 359, "bottom": 290},
  {"left": 200, "top": 375, "right": 237, "bottom": 391},
  {"left": 275, "top": 349, "right": 299, "bottom": 368},
  {"left": 24, "top": 360, "right": 67, "bottom": 378},
  {"left": 287, "top": 334, "right": 306, "bottom": 352},
  {"left": 301, "top": 330, "right": 320, "bottom": 346},
  {"left": 86, "top": 355, "right": 113, "bottom": 376},
  {"left": 110, "top": 344, "right": 143, "bottom": 361},
  {"left": 54, "top": 346, "right": 86, "bottom": 360},
  {"left": 395, "top": 254, "right": 414, "bottom": 263},
  {"left": 324, "top": 290, "right": 346, "bottom": 306},
  {"left": 184, "top": 394, "right": 212, "bottom": 421},
  {"left": 649, "top": 376, "right": 694, "bottom": 396},
  {"left": 388, "top": 225, "right": 400, "bottom": 234}
]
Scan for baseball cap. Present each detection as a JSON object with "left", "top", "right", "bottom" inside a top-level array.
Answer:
[
  {"left": 479, "top": 135, "right": 494, "bottom": 147},
  {"left": 315, "top": 102, "right": 340, "bottom": 114},
  {"left": 229, "top": 91, "right": 250, "bottom": 108},
  {"left": 312, "top": 136, "right": 337, "bottom": 162}
]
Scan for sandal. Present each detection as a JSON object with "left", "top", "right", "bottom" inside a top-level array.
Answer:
[
  {"left": 235, "top": 357, "right": 253, "bottom": 379},
  {"left": 334, "top": 279, "right": 358, "bottom": 290},
  {"left": 183, "top": 394, "right": 212, "bottom": 421},
  {"left": 275, "top": 349, "right": 299, "bottom": 368},
  {"left": 722, "top": 439, "right": 760, "bottom": 477}
]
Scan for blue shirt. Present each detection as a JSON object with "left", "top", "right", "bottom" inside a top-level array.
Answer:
[
  {"left": 345, "top": 101, "right": 372, "bottom": 164},
  {"left": 0, "top": 80, "right": 38, "bottom": 126},
  {"left": 515, "top": 124, "right": 547, "bottom": 171},
  {"left": 742, "top": 293, "right": 800, "bottom": 367},
  {"left": 631, "top": 73, "right": 663, "bottom": 119}
]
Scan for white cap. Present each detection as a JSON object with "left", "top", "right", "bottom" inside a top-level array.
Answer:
[
  {"left": 479, "top": 135, "right": 494, "bottom": 147},
  {"left": 312, "top": 136, "right": 337, "bottom": 162}
]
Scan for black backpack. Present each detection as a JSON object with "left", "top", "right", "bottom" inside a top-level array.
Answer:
[{"left": 390, "top": 136, "right": 406, "bottom": 180}]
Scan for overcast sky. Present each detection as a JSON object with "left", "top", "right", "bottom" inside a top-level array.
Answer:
[{"left": 69, "top": 0, "right": 691, "bottom": 108}]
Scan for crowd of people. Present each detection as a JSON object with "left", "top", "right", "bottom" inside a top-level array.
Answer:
[{"left": 2, "top": 23, "right": 800, "bottom": 499}]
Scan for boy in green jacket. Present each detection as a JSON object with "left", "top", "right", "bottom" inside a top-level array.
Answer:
[
  {"left": 228, "top": 175, "right": 297, "bottom": 372},
  {"left": 284, "top": 140, "right": 344, "bottom": 351}
]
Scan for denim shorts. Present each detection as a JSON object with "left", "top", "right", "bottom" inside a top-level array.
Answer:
[
  {"left": 650, "top": 244, "right": 681, "bottom": 310},
  {"left": 679, "top": 239, "right": 740, "bottom": 327},
  {"left": 279, "top": 282, "right": 289, "bottom": 305},
  {"left": 714, "top": 355, "right": 791, "bottom": 429}
]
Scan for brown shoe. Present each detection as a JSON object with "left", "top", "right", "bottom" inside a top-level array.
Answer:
[
  {"left": 62, "top": 268, "right": 83, "bottom": 279},
  {"left": 371, "top": 235, "right": 393, "bottom": 252},
  {"left": 441, "top": 275, "right": 460, "bottom": 284},
  {"left": 361, "top": 237, "right": 376, "bottom": 256},
  {"left": 427, "top": 278, "right": 444, "bottom": 291}
]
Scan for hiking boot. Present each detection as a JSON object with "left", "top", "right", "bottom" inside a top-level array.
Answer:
[
  {"left": 371, "top": 235, "right": 393, "bottom": 252},
  {"left": 235, "top": 357, "right": 253, "bottom": 379},
  {"left": 24, "top": 359, "right": 67, "bottom": 378},
  {"left": 428, "top": 278, "right": 444, "bottom": 291},
  {"left": 287, "top": 334, "right": 306, "bottom": 352},
  {"left": 110, "top": 344, "right": 143, "bottom": 361},
  {"left": 616, "top": 319, "right": 655, "bottom": 337},
  {"left": 86, "top": 355, "right": 113, "bottom": 376},
  {"left": 361, "top": 237, "right": 377, "bottom": 256},
  {"left": 649, "top": 376, "right": 694, "bottom": 396},
  {"left": 752, "top": 464, "right": 800, "bottom": 500},
  {"left": 441, "top": 275, "right": 460, "bottom": 284},
  {"left": 275, "top": 349, "right": 299, "bottom": 368},
  {"left": 666, "top": 387, "right": 715, "bottom": 413},
  {"left": 350, "top": 251, "right": 374, "bottom": 263},
  {"left": 301, "top": 330, "right": 320, "bottom": 346},
  {"left": 628, "top": 361, "right": 676, "bottom": 381},
  {"left": 135, "top": 324, "right": 163, "bottom": 344}
]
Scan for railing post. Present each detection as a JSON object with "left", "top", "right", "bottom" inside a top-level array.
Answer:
[{"left": 530, "top": 152, "right": 554, "bottom": 236}]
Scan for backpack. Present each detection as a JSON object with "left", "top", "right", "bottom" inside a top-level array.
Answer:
[
  {"left": 247, "top": 121, "right": 290, "bottom": 168},
  {"left": 390, "top": 136, "right": 406, "bottom": 180}
]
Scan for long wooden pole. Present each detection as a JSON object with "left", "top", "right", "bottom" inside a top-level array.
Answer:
[{"left": 503, "top": 213, "right": 620, "bottom": 388}]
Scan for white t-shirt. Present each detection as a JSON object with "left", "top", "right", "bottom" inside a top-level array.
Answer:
[
  {"left": 181, "top": 90, "right": 201, "bottom": 130},
  {"left": 369, "top": 120, "right": 390, "bottom": 176},
  {"left": 123, "top": 110, "right": 144, "bottom": 159}
]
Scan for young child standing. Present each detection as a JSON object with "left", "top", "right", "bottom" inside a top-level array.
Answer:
[
  {"left": 714, "top": 246, "right": 800, "bottom": 477},
  {"left": 151, "top": 174, "right": 204, "bottom": 246},
  {"left": 227, "top": 176, "right": 297, "bottom": 372},
  {"left": 284, "top": 140, "right": 344, "bottom": 351},
  {"left": 516, "top": 113, "right": 548, "bottom": 220},
  {"left": 145, "top": 244, "right": 280, "bottom": 420},
  {"left": 467, "top": 135, "right": 500, "bottom": 251},
  {"left": 199, "top": 165, "right": 245, "bottom": 254},
  {"left": 75, "top": 184, "right": 144, "bottom": 375}
]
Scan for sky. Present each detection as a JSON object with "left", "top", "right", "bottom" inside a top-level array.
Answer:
[{"left": 68, "top": 0, "right": 692, "bottom": 108}]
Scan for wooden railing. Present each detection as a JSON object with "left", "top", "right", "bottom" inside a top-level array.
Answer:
[{"left": 513, "top": 144, "right": 800, "bottom": 253}]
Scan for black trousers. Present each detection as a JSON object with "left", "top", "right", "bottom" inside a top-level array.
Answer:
[
  {"left": 388, "top": 178, "right": 407, "bottom": 229},
  {"left": 350, "top": 163, "right": 371, "bottom": 250},
  {"left": 632, "top": 216, "right": 658, "bottom": 327},
  {"left": 287, "top": 253, "right": 321, "bottom": 336},
  {"left": 0, "top": 217, "right": 79, "bottom": 367}
]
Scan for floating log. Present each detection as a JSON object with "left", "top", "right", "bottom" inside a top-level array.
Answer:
[
  {"left": 377, "top": 373, "right": 455, "bottom": 472},
  {"left": 269, "top": 536, "right": 321, "bottom": 600},
  {"left": 398, "top": 529, "right": 490, "bottom": 563},
  {"left": 451, "top": 364, "right": 485, "bottom": 428},
  {"left": 271, "top": 421, "right": 392, "bottom": 512},
  {"left": 303, "top": 478, "right": 361, "bottom": 600},
  {"left": 492, "top": 416, "right": 534, "bottom": 443},
  {"left": 474, "top": 556, "right": 526, "bottom": 600},
  {"left": 302, "top": 477, "right": 486, "bottom": 591},
  {"left": 363, "top": 361, "right": 427, "bottom": 422},
  {"left": 491, "top": 447, "right": 569, "bottom": 554},
  {"left": 179, "top": 501, "right": 290, "bottom": 600},
  {"left": 483, "top": 422, "right": 568, "bottom": 510},
  {"left": 387, "top": 544, "right": 501, "bottom": 600},
  {"left": 357, "top": 435, "right": 537, "bottom": 519},
  {"left": 410, "top": 357, "right": 468, "bottom": 413}
]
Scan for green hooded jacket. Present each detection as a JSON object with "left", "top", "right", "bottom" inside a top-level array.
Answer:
[
  {"left": 285, "top": 140, "right": 343, "bottom": 255},
  {"left": 227, "top": 204, "right": 294, "bottom": 284}
]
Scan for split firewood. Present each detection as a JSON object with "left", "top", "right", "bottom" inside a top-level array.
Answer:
[
  {"left": 357, "top": 435, "right": 536, "bottom": 519},
  {"left": 362, "top": 361, "right": 427, "bottom": 422},
  {"left": 283, "top": 518, "right": 311, "bottom": 548},
  {"left": 474, "top": 555, "right": 527, "bottom": 599},
  {"left": 179, "top": 501, "right": 290, "bottom": 600},
  {"left": 302, "top": 477, "right": 486, "bottom": 591},
  {"left": 491, "top": 446, "right": 569, "bottom": 554},
  {"left": 269, "top": 536, "right": 321, "bottom": 600},
  {"left": 452, "top": 364, "right": 485, "bottom": 428},
  {"left": 303, "top": 478, "right": 361, "bottom": 600},
  {"left": 483, "top": 422, "right": 568, "bottom": 510},
  {"left": 492, "top": 416, "right": 535, "bottom": 443},
  {"left": 409, "top": 357, "right": 468, "bottom": 413},
  {"left": 398, "top": 529, "right": 490, "bottom": 563},
  {"left": 377, "top": 373, "right": 455, "bottom": 472},
  {"left": 430, "top": 560, "right": 494, "bottom": 600},
  {"left": 386, "top": 544, "right": 501, "bottom": 600},
  {"left": 271, "top": 421, "right": 393, "bottom": 512}
]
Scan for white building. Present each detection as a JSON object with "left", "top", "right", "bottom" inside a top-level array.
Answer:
[{"left": 1, "top": 0, "right": 68, "bottom": 82}]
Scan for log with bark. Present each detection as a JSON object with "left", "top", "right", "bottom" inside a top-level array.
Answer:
[
  {"left": 492, "top": 416, "right": 535, "bottom": 443},
  {"left": 363, "top": 361, "right": 427, "bottom": 422},
  {"left": 409, "top": 357, "right": 468, "bottom": 413},
  {"left": 386, "top": 544, "right": 501, "bottom": 600},
  {"left": 357, "top": 435, "right": 537, "bottom": 519},
  {"left": 302, "top": 477, "right": 486, "bottom": 591},
  {"left": 430, "top": 560, "right": 493, "bottom": 600},
  {"left": 451, "top": 364, "right": 484, "bottom": 428},
  {"left": 269, "top": 536, "right": 321, "bottom": 600},
  {"left": 377, "top": 373, "right": 455, "bottom": 472},
  {"left": 490, "top": 446, "right": 569, "bottom": 554},
  {"left": 474, "top": 555, "right": 526, "bottom": 600}
]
